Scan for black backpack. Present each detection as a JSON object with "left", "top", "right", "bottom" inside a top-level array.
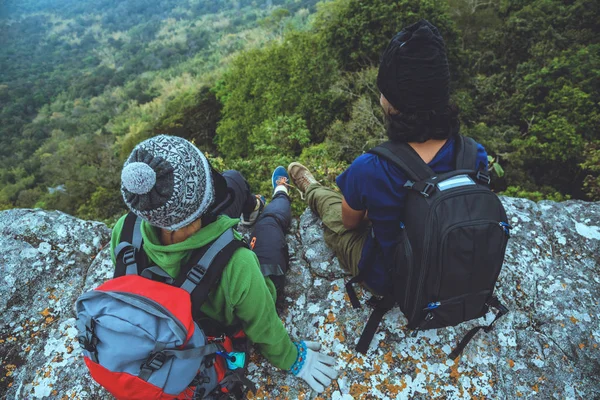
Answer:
[{"left": 346, "top": 135, "right": 511, "bottom": 359}]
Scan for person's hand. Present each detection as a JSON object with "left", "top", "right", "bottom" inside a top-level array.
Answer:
[{"left": 290, "top": 341, "right": 338, "bottom": 393}]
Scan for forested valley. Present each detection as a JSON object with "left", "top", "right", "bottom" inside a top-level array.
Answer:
[{"left": 1, "top": 0, "right": 598, "bottom": 223}]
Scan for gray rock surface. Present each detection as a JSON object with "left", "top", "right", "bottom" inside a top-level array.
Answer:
[
  {"left": 1, "top": 198, "right": 599, "bottom": 399},
  {"left": 0, "top": 209, "right": 111, "bottom": 399}
]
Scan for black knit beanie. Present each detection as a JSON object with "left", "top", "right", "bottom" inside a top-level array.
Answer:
[{"left": 377, "top": 19, "right": 450, "bottom": 114}]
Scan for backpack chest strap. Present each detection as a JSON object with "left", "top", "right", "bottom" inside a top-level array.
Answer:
[{"left": 181, "top": 228, "right": 236, "bottom": 294}]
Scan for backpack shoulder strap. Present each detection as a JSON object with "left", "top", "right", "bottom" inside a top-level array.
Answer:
[
  {"left": 175, "top": 228, "right": 248, "bottom": 318},
  {"left": 454, "top": 135, "right": 479, "bottom": 171},
  {"left": 368, "top": 141, "right": 435, "bottom": 182},
  {"left": 113, "top": 212, "right": 148, "bottom": 278}
]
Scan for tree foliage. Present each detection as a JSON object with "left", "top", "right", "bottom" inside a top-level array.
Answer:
[
  {"left": 215, "top": 31, "right": 344, "bottom": 158},
  {"left": 1, "top": 0, "right": 598, "bottom": 223}
]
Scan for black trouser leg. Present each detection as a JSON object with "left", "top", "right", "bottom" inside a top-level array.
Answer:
[{"left": 250, "top": 192, "right": 291, "bottom": 292}]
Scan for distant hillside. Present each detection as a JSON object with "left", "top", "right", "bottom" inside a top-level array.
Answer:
[
  {"left": 1, "top": 0, "right": 598, "bottom": 224},
  {"left": 0, "top": 0, "right": 322, "bottom": 220}
]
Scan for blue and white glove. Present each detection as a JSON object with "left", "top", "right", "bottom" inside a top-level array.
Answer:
[{"left": 290, "top": 341, "right": 338, "bottom": 393}]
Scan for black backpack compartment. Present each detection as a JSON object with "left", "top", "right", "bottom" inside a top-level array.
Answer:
[{"left": 404, "top": 182, "right": 509, "bottom": 330}]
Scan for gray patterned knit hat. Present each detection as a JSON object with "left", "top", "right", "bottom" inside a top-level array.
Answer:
[{"left": 120, "top": 135, "right": 214, "bottom": 231}]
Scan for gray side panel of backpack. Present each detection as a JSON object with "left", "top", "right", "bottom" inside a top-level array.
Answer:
[{"left": 76, "top": 290, "right": 217, "bottom": 396}]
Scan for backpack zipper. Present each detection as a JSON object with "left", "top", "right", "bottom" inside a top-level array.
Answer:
[
  {"left": 423, "top": 289, "right": 492, "bottom": 311},
  {"left": 418, "top": 289, "right": 492, "bottom": 330},
  {"left": 399, "top": 223, "right": 415, "bottom": 311},
  {"left": 410, "top": 188, "right": 497, "bottom": 322}
]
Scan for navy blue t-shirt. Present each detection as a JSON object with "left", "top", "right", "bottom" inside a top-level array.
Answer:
[{"left": 336, "top": 137, "right": 488, "bottom": 294}]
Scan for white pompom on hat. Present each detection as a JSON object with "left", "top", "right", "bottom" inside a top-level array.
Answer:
[{"left": 122, "top": 162, "right": 157, "bottom": 194}]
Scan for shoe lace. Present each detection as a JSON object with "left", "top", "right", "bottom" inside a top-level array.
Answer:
[
  {"left": 276, "top": 176, "right": 289, "bottom": 187},
  {"left": 276, "top": 176, "right": 305, "bottom": 199}
]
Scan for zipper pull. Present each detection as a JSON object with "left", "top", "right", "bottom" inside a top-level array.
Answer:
[
  {"left": 499, "top": 222, "right": 512, "bottom": 236},
  {"left": 423, "top": 301, "right": 441, "bottom": 311},
  {"left": 207, "top": 334, "right": 226, "bottom": 343}
]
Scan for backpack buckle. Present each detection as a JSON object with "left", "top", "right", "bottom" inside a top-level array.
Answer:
[
  {"left": 143, "top": 351, "right": 167, "bottom": 372},
  {"left": 78, "top": 319, "right": 100, "bottom": 354},
  {"left": 122, "top": 247, "right": 136, "bottom": 266},
  {"left": 187, "top": 265, "right": 207, "bottom": 285},
  {"left": 78, "top": 335, "right": 99, "bottom": 353},
  {"left": 476, "top": 170, "right": 491, "bottom": 184},
  {"left": 420, "top": 182, "right": 435, "bottom": 197}
]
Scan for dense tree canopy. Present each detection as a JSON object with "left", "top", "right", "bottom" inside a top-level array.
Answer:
[{"left": 0, "top": 0, "right": 598, "bottom": 223}]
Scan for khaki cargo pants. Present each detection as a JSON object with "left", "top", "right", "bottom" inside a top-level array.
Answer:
[{"left": 306, "top": 183, "right": 370, "bottom": 277}]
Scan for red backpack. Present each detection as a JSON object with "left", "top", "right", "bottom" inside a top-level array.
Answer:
[{"left": 76, "top": 213, "right": 256, "bottom": 399}]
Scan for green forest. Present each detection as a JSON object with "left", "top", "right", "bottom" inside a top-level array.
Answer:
[{"left": 1, "top": 0, "right": 599, "bottom": 224}]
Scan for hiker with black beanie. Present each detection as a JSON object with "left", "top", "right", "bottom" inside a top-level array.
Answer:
[{"left": 288, "top": 20, "right": 489, "bottom": 296}]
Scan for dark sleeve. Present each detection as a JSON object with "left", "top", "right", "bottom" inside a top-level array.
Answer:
[{"left": 475, "top": 142, "right": 489, "bottom": 171}]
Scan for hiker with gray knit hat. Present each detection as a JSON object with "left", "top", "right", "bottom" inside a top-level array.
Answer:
[
  {"left": 288, "top": 20, "right": 491, "bottom": 351},
  {"left": 110, "top": 135, "right": 338, "bottom": 395}
]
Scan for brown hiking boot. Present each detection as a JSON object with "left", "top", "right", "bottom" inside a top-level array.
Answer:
[{"left": 287, "top": 162, "right": 319, "bottom": 194}]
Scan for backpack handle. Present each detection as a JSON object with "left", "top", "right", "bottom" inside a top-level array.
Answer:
[{"left": 454, "top": 135, "right": 480, "bottom": 171}]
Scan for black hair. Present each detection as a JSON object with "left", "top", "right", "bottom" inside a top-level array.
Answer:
[
  {"left": 200, "top": 166, "right": 232, "bottom": 226},
  {"left": 385, "top": 103, "right": 460, "bottom": 143}
]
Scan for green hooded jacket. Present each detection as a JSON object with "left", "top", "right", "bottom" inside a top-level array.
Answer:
[{"left": 110, "top": 214, "right": 297, "bottom": 370}]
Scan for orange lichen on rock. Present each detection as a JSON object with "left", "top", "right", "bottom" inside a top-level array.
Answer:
[
  {"left": 297, "top": 391, "right": 308, "bottom": 400},
  {"left": 5, "top": 364, "right": 17, "bottom": 377},
  {"left": 247, "top": 387, "right": 268, "bottom": 399},
  {"left": 508, "top": 359, "right": 515, "bottom": 368},
  {"left": 383, "top": 351, "right": 394, "bottom": 365},
  {"left": 40, "top": 308, "right": 52, "bottom": 317},
  {"left": 449, "top": 359, "right": 461, "bottom": 379},
  {"left": 334, "top": 329, "right": 345, "bottom": 343},
  {"left": 570, "top": 316, "right": 579, "bottom": 324},
  {"left": 364, "top": 363, "right": 381, "bottom": 379},
  {"left": 350, "top": 382, "right": 369, "bottom": 397},
  {"left": 376, "top": 379, "right": 407, "bottom": 397},
  {"left": 579, "top": 343, "right": 585, "bottom": 350},
  {"left": 326, "top": 312, "right": 336, "bottom": 323},
  {"left": 340, "top": 351, "right": 353, "bottom": 363}
]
